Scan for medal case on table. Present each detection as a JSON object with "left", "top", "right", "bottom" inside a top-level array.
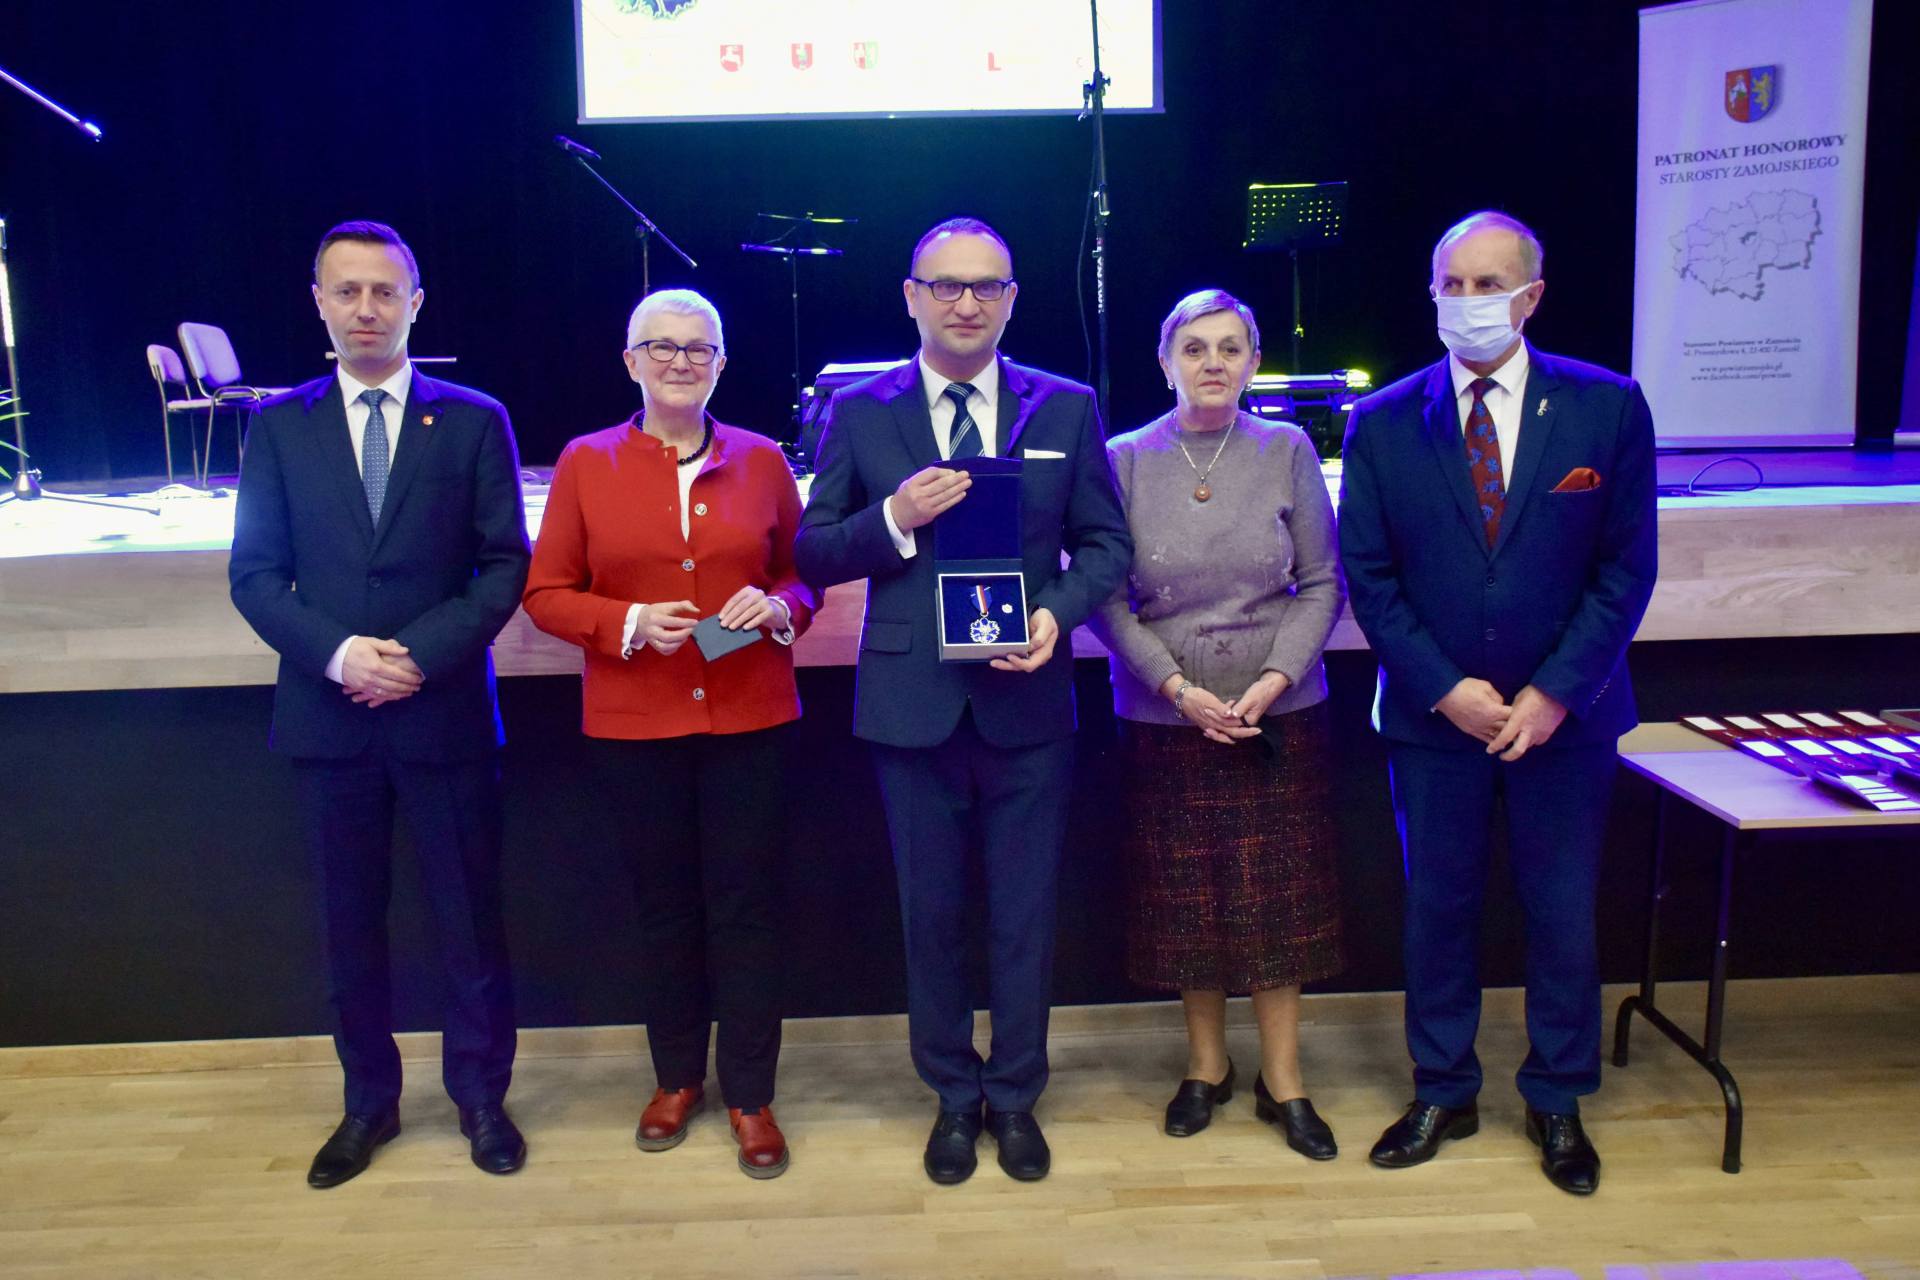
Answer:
[{"left": 933, "top": 456, "right": 1029, "bottom": 662}]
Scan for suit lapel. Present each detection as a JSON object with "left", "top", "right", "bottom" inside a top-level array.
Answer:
[
  {"left": 308, "top": 377, "right": 375, "bottom": 545},
  {"left": 999, "top": 358, "right": 1042, "bottom": 457},
  {"left": 1491, "top": 346, "right": 1561, "bottom": 559},
  {"left": 1419, "top": 359, "right": 1490, "bottom": 560},
  {"left": 888, "top": 359, "right": 941, "bottom": 472},
  {"left": 371, "top": 368, "right": 438, "bottom": 550}
]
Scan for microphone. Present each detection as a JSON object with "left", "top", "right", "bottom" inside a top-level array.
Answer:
[{"left": 554, "top": 134, "right": 602, "bottom": 161}]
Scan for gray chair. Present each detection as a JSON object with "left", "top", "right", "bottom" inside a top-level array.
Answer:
[
  {"left": 177, "top": 322, "right": 289, "bottom": 483},
  {"left": 145, "top": 344, "right": 211, "bottom": 486}
]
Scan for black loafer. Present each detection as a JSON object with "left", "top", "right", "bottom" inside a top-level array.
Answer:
[
  {"left": 307, "top": 1109, "right": 400, "bottom": 1188},
  {"left": 1368, "top": 1100, "right": 1479, "bottom": 1168},
  {"left": 1253, "top": 1075, "right": 1337, "bottom": 1160},
  {"left": 985, "top": 1108, "right": 1051, "bottom": 1181},
  {"left": 1526, "top": 1107, "right": 1600, "bottom": 1195},
  {"left": 458, "top": 1103, "right": 527, "bottom": 1175},
  {"left": 923, "top": 1108, "right": 983, "bottom": 1185},
  {"left": 1164, "top": 1060, "right": 1235, "bottom": 1136}
]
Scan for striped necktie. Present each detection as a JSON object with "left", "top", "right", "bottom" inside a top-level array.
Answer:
[
  {"left": 359, "top": 388, "right": 390, "bottom": 523},
  {"left": 1464, "top": 377, "right": 1504, "bottom": 548},
  {"left": 944, "top": 382, "right": 982, "bottom": 459}
]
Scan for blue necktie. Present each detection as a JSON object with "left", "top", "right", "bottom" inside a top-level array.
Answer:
[
  {"left": 944, "top": 382, "right": 983, "bottom": 459},
  {"left": 360, "top": 388, "right": 390, "bottom": 523}
]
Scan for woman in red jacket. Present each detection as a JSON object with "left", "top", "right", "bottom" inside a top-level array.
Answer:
[{"left": 523, "top": 289, "right": 816, "bottom": 1179}]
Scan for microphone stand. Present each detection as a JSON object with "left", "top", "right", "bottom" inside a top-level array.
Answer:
[
  {"left": 1080, "top": 0, "right": 1112, "bottom": 427},
  {"left": 0, "top": 64, "right": 104, "bottom": 142},
  {"left": 0, "top": 71, "right": 155, "bottom": 514},
  {"left": 566, "top": 154, "right": 696, "bottom": 295}
]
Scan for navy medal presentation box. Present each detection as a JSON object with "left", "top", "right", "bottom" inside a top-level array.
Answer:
[{"left": 933, "top": 456, "right": 1028, "bottom": 662}]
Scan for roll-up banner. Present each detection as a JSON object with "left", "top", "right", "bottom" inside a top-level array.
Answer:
[{"left": 1632, "top": 0, "right": 1873, "bottom": 445}]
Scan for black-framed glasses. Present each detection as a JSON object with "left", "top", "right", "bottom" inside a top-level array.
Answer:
[
  {"left": 631, "top": 339, "right": 721, "bottom": 365},
  {"left": 909, "top": 277, "right": 1014, "bottom": 303}
]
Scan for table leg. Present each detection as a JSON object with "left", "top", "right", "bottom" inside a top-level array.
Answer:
[
  {"left": 1611, "top": 794, "right": 1746, "bottom": 1173},
  {"left": 1612, "top": 789, "right": 1669, "bottom": 1067},
  {"left": 1702, "top": 826, "right": 1746, "bottom": 1173}
]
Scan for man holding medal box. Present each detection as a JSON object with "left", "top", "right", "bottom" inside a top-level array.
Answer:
[{"left": 796, "top": 216, "right": 1131, "bottom": 1185}]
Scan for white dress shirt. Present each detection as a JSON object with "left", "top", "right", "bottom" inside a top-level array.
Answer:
[
  {"left": 325, "top": 363, "right": 414, "bottom": 684},
  {"left": 882, "top": 355, "right": 1002, "bottom": 558},
  {"left": 1448, "top": 343, "right": 1530, "bottom": 490}
]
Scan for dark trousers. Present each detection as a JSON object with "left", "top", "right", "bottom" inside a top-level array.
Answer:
[
  {"left": 594, "top": 725, "right": 789, "bottom": 1109},
  {"left": 871, "top": 710, "right": 1074, "bottom": 1114},
  {"left": 292, "top": 749, "right": 515, "bottom": 1117},
  {"left": 1386, "top": 739, "right": 1617, "bottom": 1115}
]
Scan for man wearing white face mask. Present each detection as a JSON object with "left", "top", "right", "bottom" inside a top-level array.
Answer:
[{"left": 1337, "top": 211, "right": 1657, "bottom": 1195}]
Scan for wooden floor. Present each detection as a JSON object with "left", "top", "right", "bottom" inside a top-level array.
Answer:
[{"left": 2, "top": 978, "right": 1916, "bottom": 1280}]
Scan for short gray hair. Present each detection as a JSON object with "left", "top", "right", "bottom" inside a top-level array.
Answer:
[
  {"left": 1431, "top": 210, "right": 1544, "bottom": 283},
  {"left": 625, "top": 288, "right": 725, "bottom": 352},
  {"left": 1157, "top": 289, "right": 1261, "bottom": 363}
]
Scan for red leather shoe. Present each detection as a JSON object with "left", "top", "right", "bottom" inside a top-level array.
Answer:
[
  {"left": 728, "top": 1105, "right": 790, "bottom": 1179},
  {"left": 636, "top": 1085, "right": 703, "bottom": 1151}
]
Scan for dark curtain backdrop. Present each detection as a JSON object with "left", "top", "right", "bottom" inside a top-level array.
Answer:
[{"left": 2, "top": 0, "right": 1915, "bottom": 482}]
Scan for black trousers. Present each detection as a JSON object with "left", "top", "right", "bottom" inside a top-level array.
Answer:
[
  {"left": 594, "top": 724, "right": 789, "bottom": 1108},
  {"left": 292, "top": 749, "right": 516, "bottom": 1116},
  {"left": 871, "top": 711, "right": 1074, "bottom": 1114}
]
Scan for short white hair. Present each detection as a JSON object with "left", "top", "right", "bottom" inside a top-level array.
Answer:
[
  {"left": 1431, "top": 210, "right": 1544, "bottom": 283},
  {"left": 625, "top": 288, "right": 725, "bottom": 351}
]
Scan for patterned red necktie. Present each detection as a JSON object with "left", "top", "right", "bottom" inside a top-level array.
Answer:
[{"left": 1464, "top": 377, "right": 1504, "bottom": 548}]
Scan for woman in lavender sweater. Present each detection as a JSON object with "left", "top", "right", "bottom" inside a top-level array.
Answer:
[{"left": 1091, "top": 289, "right": 1347, "bottom": 1159}]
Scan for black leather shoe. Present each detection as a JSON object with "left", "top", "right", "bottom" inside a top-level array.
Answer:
[
  {"left": 1164, "top": 1060, "right": 1235, "bottom": 1137},
  {"left": 1526, "top": 1108, "right": 1600, "bottom": 1195},
  {"left": 1368, "top": 1100, "right": 1479, "bottom": 1168},
  {"left": 986, "top": 1109, "right": 1051, "bottom": 1181},
  {"left": 1253, "top": 1075, "right": 1337, "bottom": 1160},
  {"left": 458, "top": 1103, "right": 527, "bottom": 1175},
  {"left": 307, "top": 1110, "right": 400, "bottom": 1188},
  {"left": 923, "top": 1108, "right": 983, "bottom": 1185}
]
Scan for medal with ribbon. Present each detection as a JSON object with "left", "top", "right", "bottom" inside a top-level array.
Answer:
[{"left": 967, "top": 583, "right": 1002, "bottom": 644}]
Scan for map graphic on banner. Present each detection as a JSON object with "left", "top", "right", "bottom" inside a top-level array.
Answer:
[
  {"left": 1631, "top": 0, "right": 1872, "bottom": 445},
  {"left": 1671, "top": 190, "right": 1820, "bottom": 300}
]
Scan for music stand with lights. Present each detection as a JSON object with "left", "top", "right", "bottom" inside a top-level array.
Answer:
[{"left": 1244, "top": 181, "right": 1348, "bottom": 374}]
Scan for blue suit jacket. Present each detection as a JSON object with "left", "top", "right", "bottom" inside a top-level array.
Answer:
[
  {"left": 794, "top": 357, "right": 1132, "bottom": 749},
  {"left": 1337, "top": 347, "right": 1658, "bottom": 750},
  {"left": 228, "top": 370, "right": 531, "bottom": 761}
]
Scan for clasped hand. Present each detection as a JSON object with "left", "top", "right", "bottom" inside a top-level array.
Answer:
[
  {"left": 1436, "top": 678, "right": 1566, "bottom": 761},
  {"left": 1161, "top": 670, "right": 1291, "bottom": 744},
  {"left": 343, "top": 636, "right": 424, "bottom": 707}
]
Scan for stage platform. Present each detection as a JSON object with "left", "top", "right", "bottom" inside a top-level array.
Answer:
[{"left": 3, "top": 462, "right": 1918, "bottom": 693}]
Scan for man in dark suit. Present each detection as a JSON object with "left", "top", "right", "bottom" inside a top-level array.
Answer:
[
  {"left": 1338, "top": 211, "right": 1657, "bottom": 1195},
  {"left": 229, "top": 221, "right": 531, "bottom": 1188},
  {"left": 795, "top": 217, "right": 1130, "bottom": 1185}
]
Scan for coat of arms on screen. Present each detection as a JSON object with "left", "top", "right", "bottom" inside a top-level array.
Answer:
[
  {"left": 1724, "top": 65, "right": 1778, "bottom": 122},
  {"left": 616, "top": 0, "right": 702, "bottom": 17}
]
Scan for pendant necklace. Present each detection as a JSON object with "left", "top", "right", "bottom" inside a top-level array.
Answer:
[{"left": 1175, "top": 417, "right": 1236, "bottom": 502}]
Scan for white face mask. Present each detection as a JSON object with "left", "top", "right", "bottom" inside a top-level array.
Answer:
[{"left": 1434, "top": 287, "right": 1531, "bottom": 362}]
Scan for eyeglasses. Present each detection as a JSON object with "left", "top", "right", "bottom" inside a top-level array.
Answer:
[
  {"left": 631, "top": 339, "right": 721, "bottom": 365},
  {"left": 909, "top": 277, "right": 1014, "bottom": 303}
]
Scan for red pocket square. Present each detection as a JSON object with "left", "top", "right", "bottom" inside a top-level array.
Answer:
[{"left": 1552, "top": 467, "right": 1602, "bottom": 493}]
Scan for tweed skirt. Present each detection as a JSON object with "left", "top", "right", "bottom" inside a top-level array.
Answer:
[{"left": 1118, "top": 700, "right": 1346, "bottom": 993}]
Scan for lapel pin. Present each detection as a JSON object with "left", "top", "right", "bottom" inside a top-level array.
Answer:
[
  {"left": 1536, "top": 398, "right": 1548, "bottom": 417},
  {"left": 421, "top": 413, "right": 436, "bottom": 426}
]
